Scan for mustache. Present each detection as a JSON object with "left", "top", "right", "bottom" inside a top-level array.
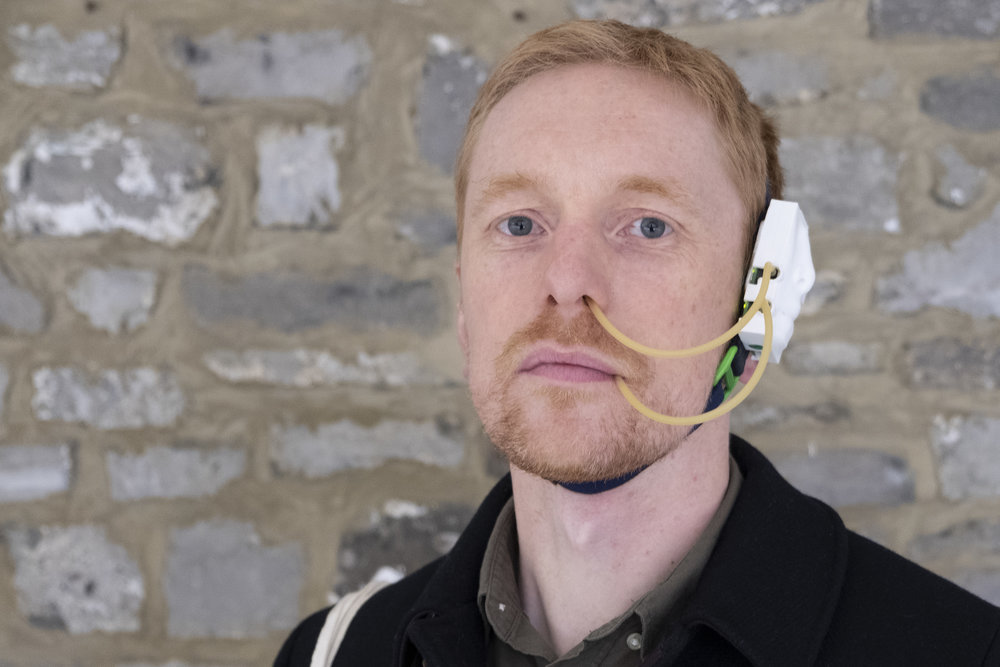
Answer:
[{"left": 494, "top": 304, "right": 652, "bottom": 384}]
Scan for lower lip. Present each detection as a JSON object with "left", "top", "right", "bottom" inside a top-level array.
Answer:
[{"left": 522, "top": 363, "right": 615, "bottom": 383}]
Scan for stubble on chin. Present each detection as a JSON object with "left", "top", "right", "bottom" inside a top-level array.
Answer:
[{"left": 471, "top": 306, "right": 692, "bottom": 483}]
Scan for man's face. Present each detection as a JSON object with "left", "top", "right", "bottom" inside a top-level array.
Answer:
[{"left": 457, "top": 63, "right": 747, "bottom": 483}]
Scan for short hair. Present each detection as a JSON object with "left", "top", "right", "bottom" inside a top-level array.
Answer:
[{"left": 454, "top": 19, "right": 783, "bottom": 269}]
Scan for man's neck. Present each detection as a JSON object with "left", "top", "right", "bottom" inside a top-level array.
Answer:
[{"left": 509, "top": 418, "right": 732, "bottom": 656}]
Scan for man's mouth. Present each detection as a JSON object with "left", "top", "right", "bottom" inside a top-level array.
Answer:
[{"left": 518, "top": 349, "right": 620, "bottom": 383}]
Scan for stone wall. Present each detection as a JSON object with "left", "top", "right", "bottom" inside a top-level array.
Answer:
[{"left": 0, "top": 0, "right": 997, "bottom": 664}]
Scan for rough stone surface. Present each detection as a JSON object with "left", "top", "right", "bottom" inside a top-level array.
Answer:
[
  {"left": 203, "top": 349, "right": 442, "bottom": 387},
  {"left": 908, "top": 519, "right": 1000, "bottom": 562},
  {"left": 106, "top": 445, "right": 245, "bottom": 500},
  {"left": 781, "top": 341, "right": 883, "bottom": 375},
  {"left": 0, "top": 268, "right": 45, "bottom": 334},
  {"left": 118, "top": 663, "right": 221, "bottom": 667},
  {"left": 771, "top": 448, "right": 915, "bottom": 507},
  {"left": 780, "top": 135, "right": 900, "bottom": 232},
  {"left": 256, "top": 125, "right": 344, "bottom": 228},
  {"left": 32, "top": 367, "right": 185, "bottom": 430},
  {"left": 67, "top": 268, "right": 158, "bottom": 334},
  {"left": 876, "top": 204, "right": 1000, "bottom": 318},
  {"left": 921, "top": 70, "right": 1000, "bottom": 132},
  {"left": 164, "top": 520, "right": 302, "bottom": 638},
  {"left": 870, "top": 0, "right": 1000, "bottom": 39},
  {"left": 953, "top": 570, "right": 1000, "bottom": 606},
  {"left": 3, "top": 525, "right": 143, "bottom": 634},
  {"left": 932, "top": 144, "right": 987, "bottom": 209},
  {"left": 336, "top": 501, "right": 474, "bottom": 595},
  {"left": 800, "top": 270, "right": 846, "bottom": 316},
  {"left": 724, "top": 50, "right": 828, "bottom": 106},
  {"left": 0, "top": 444, "right": 73, "bottom": 503},
  {"left": 731, "top": 400, "right": 852, "bottom": 431},
  {"left": 3, "top": 118, "right": 218, "bottom": 246},
  {"left": 932, "top": 415, "right": 1000, "bottom": 500},
  {"left": 857, "top": 68, "right": 898, "bottom": 101},
  {"left": 905, "top": 338, "right": 1000, "bottom": 391},
  {"left": 416, "top": 36, "right": 487, "bottom": 173},
  {"left": 0, "top": 364, "right": 7, "bottom": 424},
  {"left": 8, "top": 24, "right": 121, "bottom": 90},
  {"left": 171, "top": 29, "right": 371, "bottom": 104},
  {"left": 271, "top": 417, "right": 465, "bottom": 477},
  {"left": 570, "top": 0, "right": 824, "bottom": 26},
  {"left": 183, "top": 266, "right": 441, "bottom": 333},
  {"left": 396, "top": 211, "right": 457, "bottom": 250}
]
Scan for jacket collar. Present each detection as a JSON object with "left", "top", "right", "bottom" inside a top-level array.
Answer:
[
  {"left": 399, "top": 436, "right": 849, "bottom": 666},
  {"left": 678, "top": 435, "right": 848, "bottom": 665}
]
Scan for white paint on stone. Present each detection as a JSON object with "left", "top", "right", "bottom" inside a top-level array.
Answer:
[
  {"left": 3, "top": 118, "right": 218, "bottom": 246},
  {"left": 172, "top": 29, "right": 372, "bottom": 104},
  {"left": 932, "top": 144, "right": 987, "bottom": 209},
  {"left": 0, "top": 268, "right": 45, "bottom": 334},
  {"left": 383, "top": 499, "right": 429, "bottom": 519},
  {"left": 877, "top": 204, "right": 1000, "bottom": 318},
  {"left": 67, "top": 268, "right": 158, "bottom": 334},
  {"left": 781, "top": 341, "right": 884, "bottom": 375},
  {"left": 256, "top": 125, "right": 343, "bottom": 228},
  {"left": 932, "top": 415, "right": 1000, "bottom": 500},
  {"left": 0, "top": 444, "right": 73, "bottom": 503},
  {"left": 106, "top": 446, "right": 245, "bottom": 500},
  {"left": 203, "top": 349, "right": 441, "bottom": 387},
  {"left": 165, "top": 520, "right": 302, "bottom": 638},
  {"left": 32, "top": 367, "right": 185, "bottom": 429},
  {"left": 271, "top": 419, "right": 464, "bottom": 477},
  {"left": 8, "top": 24, "right": 121, "bottom": 90},
  {"left": 4, "top": 524, "right": 143, "bottom": 634}
]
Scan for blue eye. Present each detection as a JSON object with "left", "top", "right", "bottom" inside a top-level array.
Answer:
[
  {"left": 631, "top": 217, "right": 669, "bottom": 239},
  {"left": 502, "top": 215, "right": 534, "bottom": 236}
]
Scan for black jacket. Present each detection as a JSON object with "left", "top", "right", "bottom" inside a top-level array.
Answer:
[{"left": 275, "top": 435, "right": 1000, "bottom": 666}]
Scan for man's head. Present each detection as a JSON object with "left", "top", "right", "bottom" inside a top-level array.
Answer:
[{"left": 455, "top": 21, "right": 781, "bottom": 483}]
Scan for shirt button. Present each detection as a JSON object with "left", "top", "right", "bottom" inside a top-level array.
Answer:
[{"left": 626, "top": 632, "right": 642, "bottom": 651}]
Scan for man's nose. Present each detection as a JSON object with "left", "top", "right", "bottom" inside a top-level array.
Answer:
[{"left": 542, "top": 228, "right": 611, "bottom": 309}]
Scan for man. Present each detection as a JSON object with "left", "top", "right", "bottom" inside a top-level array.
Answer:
[{"left": 276, "top": 20, "right": 1000, "bottom": 666}]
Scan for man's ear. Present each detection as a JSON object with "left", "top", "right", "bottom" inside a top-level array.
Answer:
[{"left": 739, "top": 358, "right": 758, "bottom": 383}]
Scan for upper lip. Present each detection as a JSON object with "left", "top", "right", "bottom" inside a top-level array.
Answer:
[{"left": 518, "top": 347, "right": 621, "bottom": 376}]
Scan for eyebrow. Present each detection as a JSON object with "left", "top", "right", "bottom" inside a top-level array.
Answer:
[
  {"left": 470, "top": 172, "right": 541, "bottom": 215},
  {"left": 616, "top": 175, "right": 697, "bottom": 212}
]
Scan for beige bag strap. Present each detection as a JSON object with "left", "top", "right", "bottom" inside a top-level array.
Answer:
[{"left": 310, "top": 579, "right": 390, "bottom": 667}]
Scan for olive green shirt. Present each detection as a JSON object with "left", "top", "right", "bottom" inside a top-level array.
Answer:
[{"left": 477, "top": 457, "right": 743, "bottom": 666}]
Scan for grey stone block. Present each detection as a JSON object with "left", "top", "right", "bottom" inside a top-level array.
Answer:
[
  {"left": 857, "top": 68, "right": 898, "bottom": 101},
  {"left": 32, "top": 367, "right": 185, "bottom": 430},
  {"left": 183, "top": 266, "right": 441, "bottom": 334},
  {"left": 0, "top": 444, "right": 73, "bottom": 503},
  {"left": 905, "top": 338, "right": 1000, "bottom": 391},
  {"left": 876, "top": 204, "right": 1000, "bottom": 318},
  {"left": 724, "top": 50, "right": 829, "bottom": 106},
  {"left": 164, "top": 520, "right": 302, "bottom": 638},
  {"left": 8, "top": 24, "right": 121, "bottom": 90},
  {"left": 3, "top": 524, "right": 143, "bottom": 634},
  {"left": 781, "top": 341, "right": 884, "bottom": 375},
  {"left": 396, "top": 211, "right": 457, "bottom": 251},
  {"left": 256, "top": 125, "right": 343, "bottom": 228},
  {"left": 170, "top": 29, "right": 371, "bottom": 104},
  {"left": 780, "top": 135, "right": 900, "bottom": 232},
  {"left": 270, "top": 417, "right": 465, "bottom": 477},
  {"left": 336, "top": 501, "right": 474, "bottom": 596},
  {"left": 931, "top": 144, "right": 987, "bottom": 209},
  {"left": 800, "top": 270, "right": 846, "bottom": 316},
  {"left": 953, "top": 570, "right": 1000, "bottom": 606},
  {"left": 0, "top": 268, "right": 45, "bottom": 334},
  {"left": 106, "top": 445, "right": 245, "bottom": 500},
  {"left": 416, "top": 36, "right": 487, "bottom": 173},
  {"left": 771, "top": 448, "right": 915, "bottom": 508},
  {"left": 3, "top": 118, "right": 218, "bottom": 246},
  {"left": 870, "top": 0, "right": 1000, "bottom": 39},
  {"left": 921, "top": 70, "right": 1000, "bottom": 132},
  {"left": 731, "top": 400, "right": 851, "bottom": 430},
  {"left": 203, "top": 349, "right": 442, "bottom": 388},
  {"left": 932, "top": 415, "right": 1000, "bottom": 500},
  {"left": 908, "top": 519, "right": 1000, "bottom": 561},
  {"left": 570, "top": 0, "right": 825, "bottom": 26},
  {"left": 67, "top": 268, "right": 158, "bottom": 334}
]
